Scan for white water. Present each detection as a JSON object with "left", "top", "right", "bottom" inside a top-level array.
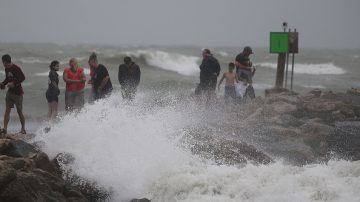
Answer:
[
  {"left": 35, "top": 68, "right": 90, "bottom": 77},
  {"left": 257, "top": 62, "right": 346, "bottom": 75},
  {"left": 34, "top": 92, "right": 360, "bottom": 202},
  {"left": 124, "top": 49, "right": 200, "bottom": 76}
]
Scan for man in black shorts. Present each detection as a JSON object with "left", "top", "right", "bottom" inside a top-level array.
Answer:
[{"left": 0, "top": 54, "right": 26, "bottom": 134}]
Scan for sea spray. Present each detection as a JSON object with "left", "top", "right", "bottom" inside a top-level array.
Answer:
[{"left": 33, "top": 91, "right": 360, "bottom": 201}]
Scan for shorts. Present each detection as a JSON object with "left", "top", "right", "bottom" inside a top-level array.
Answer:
[
  {"left": 46, "top": 93, "right": 59, "bottom": 103},
  {"left": 65, "top": 90, "right": 84, "bottom": 110},
  {"left": 225, "top": 86, "right": 236, "bottom": 99},
  {"left": 6, "top": 91, "right": 23, "bottom": 111}
]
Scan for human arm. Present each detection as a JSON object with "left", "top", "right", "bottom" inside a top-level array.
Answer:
[
  {"left": 118, "top": 65, "right": 125, "bottom": 86},
  {"left": 97, "top": 76, "right": 110, "bottom": 93},
  {"left": 63, "top": 69, "right": 85, "bottom": 83},
  {"left": 4, "top": 66, "right": 25, "bottom": 89},
  {"left": 252, "top": 66, "right": 256, "bottom": 76},
  {"left": 134, "top": 65, "right": 141, "bottom": 87},
  {"left": 217, "top": 73, "right": 225, "bottom": 90}
]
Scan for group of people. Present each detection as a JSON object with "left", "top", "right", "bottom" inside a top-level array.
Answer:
[
  {"left": 196, "top": 46, "right": 256, "bottom": 103},
  {"left": 0, "top": 53, "right": 141, "bottom": 135},
  {"left": 0, "top": 47, "right": 253, "bottom": 134}
]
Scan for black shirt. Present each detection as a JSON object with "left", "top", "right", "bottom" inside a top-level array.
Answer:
[
  {"left": 235, "top": 53, "right": 250, "bottom": 67},
  {"left": 118, "top": 62, "right": 141, "bottom": 89},
  {"left": 46, "top": 70, "right": 59, "bottom": 96},
  {"left": 199, "top": 55, "right": 220, "bottom": 77},
  {"left": 93, "top": 64, "right": 113, "bottom": 93}
]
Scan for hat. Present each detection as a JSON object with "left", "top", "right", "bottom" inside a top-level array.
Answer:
[{"left": 243, "top": 46, "right": 253, "bottom": 54}]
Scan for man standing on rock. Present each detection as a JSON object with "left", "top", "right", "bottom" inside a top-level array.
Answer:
[
  {"left": 0, "top": 54, "right": 26, "bottom": 135},
  {"left": 235, "top": 46, "right": 256, "bottom": 99},
  {"left": 88, "top": 53, "right": 113, "bottom": 100},
  {"left": 196, "top": 48, "right": 221, "bottom": 102},
  {"left": 118, "top": 56, "right": 141, "bottom": 101}
]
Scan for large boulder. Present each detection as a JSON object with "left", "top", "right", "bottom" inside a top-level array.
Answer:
[{"left": 0, "top": 137, "right": 89, "bottom": 202}]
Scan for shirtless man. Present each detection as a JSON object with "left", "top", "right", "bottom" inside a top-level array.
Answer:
[{"left": 217, "top": 62, "right": 239, "bottom": 102}]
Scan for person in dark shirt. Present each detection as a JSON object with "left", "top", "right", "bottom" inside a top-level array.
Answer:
[
  {"left": 0, "top": 54, "right": 26, "bottom": 135},
  {"left": 118, "top": 57, "right": 141, "bottom": 101},
  {"left": 88, "top": 53, "right": 112, "bottom": 100},
  {"left": 46, "top": 60, "right": 60, "bottom": 121},
  {"left": 235, "top": 46, "right": 256, "bottom": 99},
  {"left": 196, "top": 49, "right": 220, "bottom": 101}
]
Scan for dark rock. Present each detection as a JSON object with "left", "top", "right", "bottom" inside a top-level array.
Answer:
[
  {"left": 327, "top": 121, "right": 360, "bottom": 160},
  {"left": 2, "top": 139, "right": 38, "bottom": 158},
  {"left": 308, "top": 89, "right": 322, "bottom": 97},
  {"left": 265, "top": 87, "right": 290, "bottom": 97},
  {"left": 130, "top": 198, "right": 151, "bottom": 202}
]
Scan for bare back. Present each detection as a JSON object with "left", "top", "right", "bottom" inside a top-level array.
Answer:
[{"left": 224, "top": 72, "right": 237, "bottom": 86}]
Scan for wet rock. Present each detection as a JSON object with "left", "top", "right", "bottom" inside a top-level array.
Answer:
[
  {"left": 130, "top": 198, "right": 151, "bottom": 202},
  {"left": 0, "top": 137, "right": 90, "bottom": 202},
  {"left": 308, "top": 89, "right": 322, "bottom": 97},
  {"left": 327, "top": 121, "right": 360, "bottom": 160}
]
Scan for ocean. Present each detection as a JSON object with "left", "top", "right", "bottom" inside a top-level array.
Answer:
[{"left": 1, "top": 43, "right": 360, "bottom": 201}]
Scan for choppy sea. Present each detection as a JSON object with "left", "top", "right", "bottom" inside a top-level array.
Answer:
[{"left": 1, "top": 43, "right": 360, "bottom": 201}]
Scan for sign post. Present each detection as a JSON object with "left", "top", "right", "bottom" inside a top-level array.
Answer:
[
  {"left": 270, "top": 32, "right": 289, "bottom": 88},
  {"left": 270, "top": 23, "right": 298, "bottom": 89}
]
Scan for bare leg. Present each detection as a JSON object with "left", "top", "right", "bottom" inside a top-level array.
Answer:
[
  {"left": 3, "top": 107, "right": 11, "bottom": 132},
  {"left": 17, "top": 109, "right": 26, "bottom": 133},
  {"left": 51, "top": 102, "right": 58, "bottom": 120},
  {"left": 47, "top": 102, "right": 52, "bottom": 121}
]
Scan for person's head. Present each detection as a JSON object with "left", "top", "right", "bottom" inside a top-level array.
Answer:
[
  {"left": 243, "top": 46, "right": 253, "bottom": 55},
  {"left": 202, "top": 48, "right": 211, "bottom": 57},
  {"left": 124, "top": 56, "right": 132, "bottom": 65},
  {"left": 69, "top": 58, "right": 79, "bottom": 70},
  {"left": 49, "top": 60, "right": 60, "bottom": 71},
  {"left": 228, "top": 62, "right": 235, "bottom": 72},
  {"left": 88, "top": 52, "right": 98, "bottom": 68},
  {"left": 2, "top": 54, "right": 12, "bottom": 68}
]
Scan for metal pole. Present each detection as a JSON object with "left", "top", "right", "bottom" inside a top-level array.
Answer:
[
  {"left": 285, "top": 28, "right": 291, "bottom": 89},
  {"left": 290, "top": 28, "right": 297, "bottom": 90},
  {"left": 291, "top": 52, "right": 295, "bottom": 90}
]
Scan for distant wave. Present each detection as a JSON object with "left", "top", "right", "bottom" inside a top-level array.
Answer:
[
  {"left": 35, "top": 68, "right": 90, "bottom": 77},
  {"left": 15, "top": 57, "right": 50, "bottom": 64},
  {"left": 300, "top": 84, "right": 326, "bottom": 89},
  {"left": 217, "top": 51, "right": 229, "bottom": 57},
  {"left": 252, "top": 83, "right": 273, "bottom": 89},
  {"left": 15, "top": 57, "right": 88, "bottom": 65},
  {"left": 123, "top": 49, "right": 200, "bottom": 76},
  {"left": 257, "top": 62, "right": 346, "bottom": 75}
]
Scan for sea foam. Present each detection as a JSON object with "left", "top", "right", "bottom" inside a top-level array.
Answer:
[{"left": 257, "top": 62, "right": 346, "bottom": 75}]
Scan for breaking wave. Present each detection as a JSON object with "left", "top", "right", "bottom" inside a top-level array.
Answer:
[
  {"left": 257, "top": 62, "right": 346, "bottom": 75},
  {"left": 123, "top": 49, "right": 200, "bottom": 76}
]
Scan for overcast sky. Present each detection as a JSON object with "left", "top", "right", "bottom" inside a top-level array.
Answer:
[{"left": 0, "top": 0, "right": 359, "bottom": 49}]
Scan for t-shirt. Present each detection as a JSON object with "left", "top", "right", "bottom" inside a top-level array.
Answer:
[
  {"left": 118, "top": 62, "right": 141, "bottom": 89},
  {"left": 93, "top": 64, "right": 113, "bottom": 93},
  {"left": 46, "top": 70, "right": 59, "bottom": 96},
  {"left": 235, "top": 53, "right": 252, "bottom": 83},
  {"left": 235, "top": 53, "right": 250, "bottom": 66},
  {"left": 2, "top": 64, "right": 25, "bottom": 95}
]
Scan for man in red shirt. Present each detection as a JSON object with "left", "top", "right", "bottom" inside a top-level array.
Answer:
[{"left": 0, "top": 54, "right": 26, "bottom": 135}]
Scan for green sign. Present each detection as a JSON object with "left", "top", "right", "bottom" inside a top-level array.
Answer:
[{"left": 270, "top": 32, "right": 289, "bottom": 53}]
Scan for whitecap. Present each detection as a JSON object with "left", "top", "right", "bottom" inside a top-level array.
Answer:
[
  {"left": 257, "top": 62, "right": 346, "bottom": 75},
  {"left": 123, "top": 49, "right": 200, "bottom": 76}
]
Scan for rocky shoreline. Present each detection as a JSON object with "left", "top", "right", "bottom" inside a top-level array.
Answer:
[{"left": 0, "top": 88, "right": 359, "bottom": 201}]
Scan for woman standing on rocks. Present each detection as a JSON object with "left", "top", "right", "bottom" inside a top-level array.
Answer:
[
  {"left": 46, "top": 60, "right": 60, "bottom": 121},
  {"left": 63, "top": 58, "right": 86, "bottom": 112}
]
